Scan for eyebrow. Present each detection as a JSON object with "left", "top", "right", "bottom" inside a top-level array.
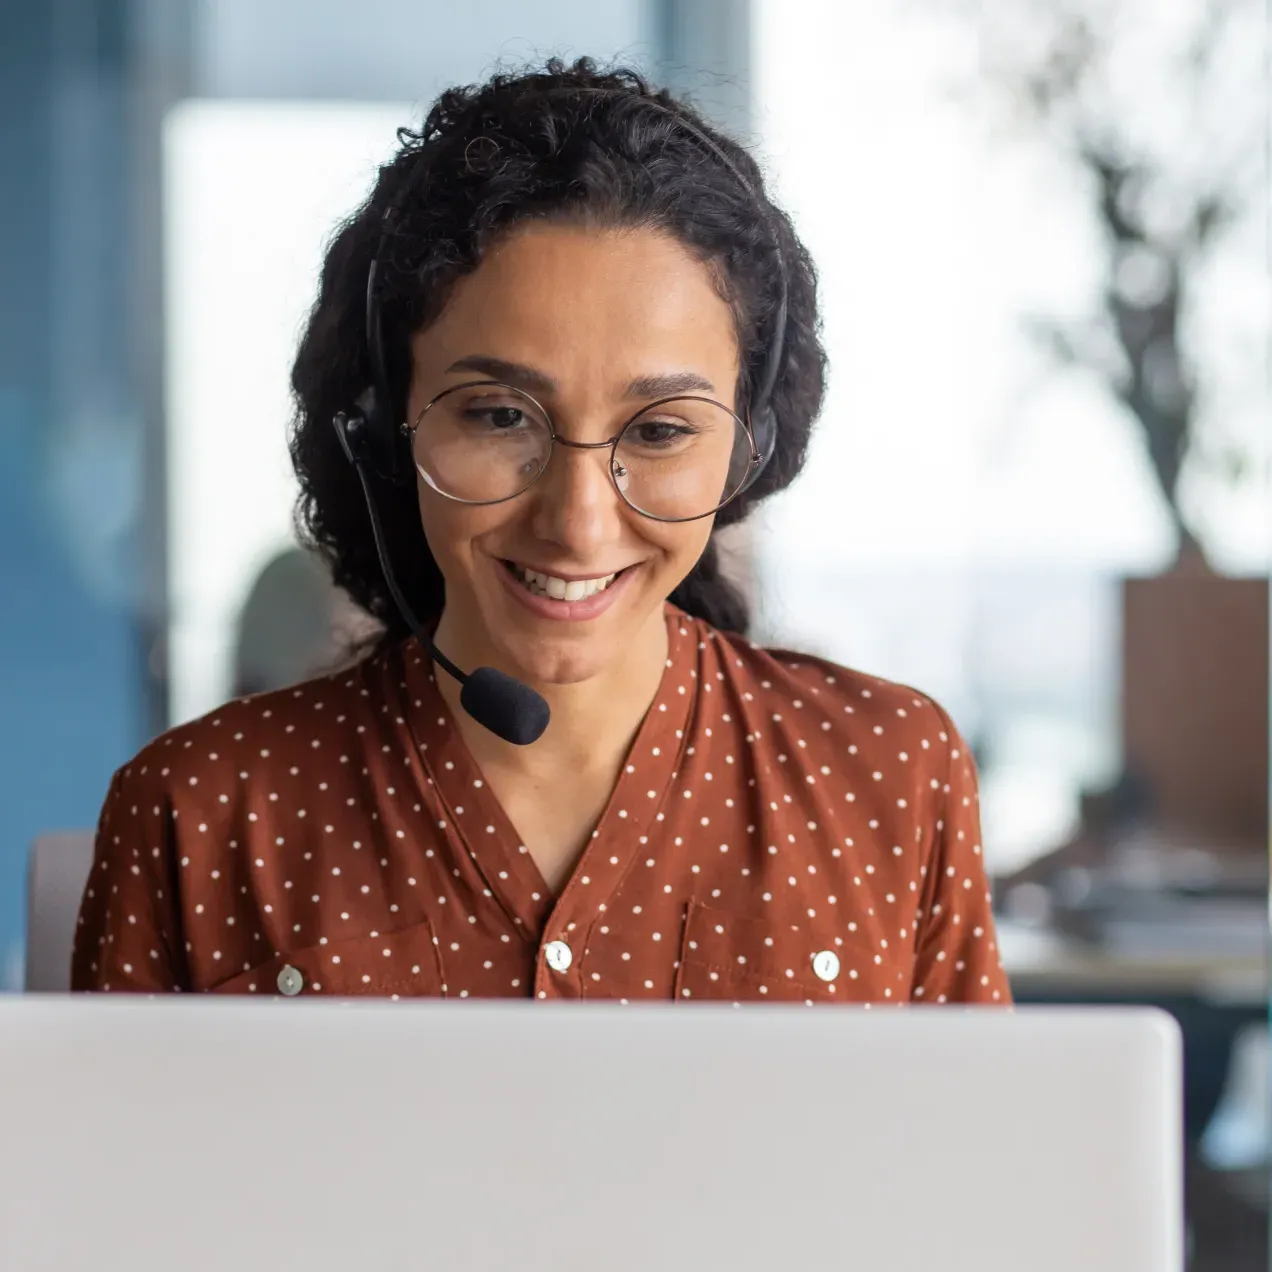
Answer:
[{"left": 445, "top": 355, "right": 716, "bottom": 399}]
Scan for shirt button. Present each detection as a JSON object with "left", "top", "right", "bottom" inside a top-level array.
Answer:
[
  {"left": 277, "top": 965, "right": 304, "bottom": 996},
  {"left": 811, "top": 950, "right": 840, "bottom": 982},
  {"left": 544, "top": 940, "right": 573, "bottom": 973}
]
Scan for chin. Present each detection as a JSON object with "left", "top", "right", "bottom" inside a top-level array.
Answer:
[
  {"left": 488, "top": 588, "right": 663, "bottom": 691},
  {"left": 492, "top": 626, "right": 622, "bottom": 689},
  {"left": 454, "top": 551, "right": 679, "bottom": 687},
  {"left": 516, "top": 649, "right": 608, "bottom": 688}
]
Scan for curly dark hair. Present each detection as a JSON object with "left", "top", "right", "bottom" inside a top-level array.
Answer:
[{"left": 289, "top": 57, "right": 826, "bottom": 647}]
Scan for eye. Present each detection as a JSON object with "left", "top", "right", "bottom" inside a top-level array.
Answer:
[
  {"left": 466, "top": 405, "right": 528, "bottom": 430},
  {"left": 628, "top": 419, "right": 695, "bottom": 446}
]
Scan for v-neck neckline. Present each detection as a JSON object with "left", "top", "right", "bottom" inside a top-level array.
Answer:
[{"left": 396, "top": 605, "right": 700, "bottom": 939}]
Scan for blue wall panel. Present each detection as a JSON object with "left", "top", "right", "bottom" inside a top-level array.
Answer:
[{"left": 0, "top": 0, "right": 143, "bottom": 989}]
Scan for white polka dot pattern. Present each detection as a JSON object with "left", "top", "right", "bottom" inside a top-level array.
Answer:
[{"left": 71, "top": 606, "right": 1010, "bottom": 1007}]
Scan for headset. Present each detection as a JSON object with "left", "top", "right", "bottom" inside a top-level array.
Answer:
[{"left": 332, "top": 92, "right": 789, "bottom": 746}]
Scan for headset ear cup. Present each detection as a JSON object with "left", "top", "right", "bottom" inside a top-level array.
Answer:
[
  {"left": 352, "top": 386, "right": 381, "bottom": 454},
  {"left": 741, "top": 407, "right": 777, "bottom": 492},
  {"left": 342, "top": 386, "right": 412, "bottom": 484}
]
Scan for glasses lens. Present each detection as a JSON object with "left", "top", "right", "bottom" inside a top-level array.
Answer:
[
  {"left": 614, "top": 398, "right": 754, "bottom": 520},
  {"left": 413, "top": 383, "right": 551, "bottom": 503}
]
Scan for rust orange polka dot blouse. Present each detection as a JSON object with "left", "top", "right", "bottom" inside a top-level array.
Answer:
[{"left": 72, "top": 605, "right": 1011, "bottom": 1005}]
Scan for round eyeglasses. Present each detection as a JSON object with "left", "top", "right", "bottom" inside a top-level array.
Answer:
[{"left": 403, "top": 381, "right": 760, "bottom": 523}]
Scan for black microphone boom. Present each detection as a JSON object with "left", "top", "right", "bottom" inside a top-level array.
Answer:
[
  {"left": 333, "top": 409, "right": 551, "bottom": 746},
  {"left": 436, "top": 651, "right": 552, "bottom": 747}
]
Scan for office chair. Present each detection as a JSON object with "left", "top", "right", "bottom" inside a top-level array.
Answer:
[{"left": 25, "top": 832, "right": 95, "bottom": 992}]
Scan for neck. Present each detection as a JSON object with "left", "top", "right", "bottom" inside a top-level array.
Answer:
[{"left": 431, "top": 606, "right": 670, "bottom": 778}]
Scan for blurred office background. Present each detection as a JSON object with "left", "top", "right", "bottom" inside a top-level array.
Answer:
[{"left": 1, "top": 0, "right": 1266, "bottom": 1266}]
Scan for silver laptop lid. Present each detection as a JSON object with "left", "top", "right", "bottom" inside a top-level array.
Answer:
[{"left": 0, "top": 1001, "right": 1182, "bottom": 1272}]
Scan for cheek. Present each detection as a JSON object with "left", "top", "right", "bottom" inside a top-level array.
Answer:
[
  {"left": 646, "top": 519, "right": 715, "bottom": 583},
  {"left": 415, "top": 490, "right": 502, "bottom": 575}
]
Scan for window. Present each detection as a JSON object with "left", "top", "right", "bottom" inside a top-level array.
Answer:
[{"left": 750, "top": 1, "right": 1268, "bottom": 873}]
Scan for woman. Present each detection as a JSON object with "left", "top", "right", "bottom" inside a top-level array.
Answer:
[{"left": 73, "top": 59, "right": 1010, "bottom": 1006}]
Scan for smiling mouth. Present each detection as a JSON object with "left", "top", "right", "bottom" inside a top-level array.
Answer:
[{"left": 502, "top": 560, "right": 629, "bottom": 601}]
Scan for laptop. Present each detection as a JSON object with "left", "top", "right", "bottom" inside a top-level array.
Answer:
[{"left": 0, "top": 1000, "right": 1182, "bottom": 1271}]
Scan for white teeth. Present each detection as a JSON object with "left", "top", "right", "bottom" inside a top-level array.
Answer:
[{"left": 513, "top": 565, "right": 618, "bottom": 600}]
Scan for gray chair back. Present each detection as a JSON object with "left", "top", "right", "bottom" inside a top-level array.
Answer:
[{"left": 26, "top": 832, "right": 95, "bottom": 992}]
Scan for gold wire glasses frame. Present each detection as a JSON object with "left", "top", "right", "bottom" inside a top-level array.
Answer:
[{"left": 401, "top": 380, "right": 761, "bottom": 524}]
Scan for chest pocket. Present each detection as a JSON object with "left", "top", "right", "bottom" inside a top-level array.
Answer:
[
  {"left": 207, "top": 918, "right": 444, "bottom": 998},
  {"left": 673, "top": 901, "right": 886, "bottom": 1004}
]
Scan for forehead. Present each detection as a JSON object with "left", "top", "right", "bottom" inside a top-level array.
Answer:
[{"left": 412, "top": 223, "right": 739, "bottom": 389}]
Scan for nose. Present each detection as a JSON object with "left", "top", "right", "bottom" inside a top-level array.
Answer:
[{"left": 527, "top": 436, "right": 628, "bottom": 555}]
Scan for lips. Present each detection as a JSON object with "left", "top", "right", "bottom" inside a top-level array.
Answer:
[
  {"left": 506, "top": 562, "right": 619, "bottom": 601},
  {"left": 497, "top": 558, "right": 636, "bottom": 622}
]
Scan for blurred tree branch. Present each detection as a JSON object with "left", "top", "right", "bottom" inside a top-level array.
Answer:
[{"left": 922, "top": 0, "right": 1264, "bottom": 566}]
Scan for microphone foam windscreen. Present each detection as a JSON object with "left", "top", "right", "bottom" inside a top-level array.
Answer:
[{"left": 460, "top": 667, "right": 551, "bottom": 745}]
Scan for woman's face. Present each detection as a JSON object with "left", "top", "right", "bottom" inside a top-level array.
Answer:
[{"left": 406, "top": 222, "right": 741, "bottom": 688}]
